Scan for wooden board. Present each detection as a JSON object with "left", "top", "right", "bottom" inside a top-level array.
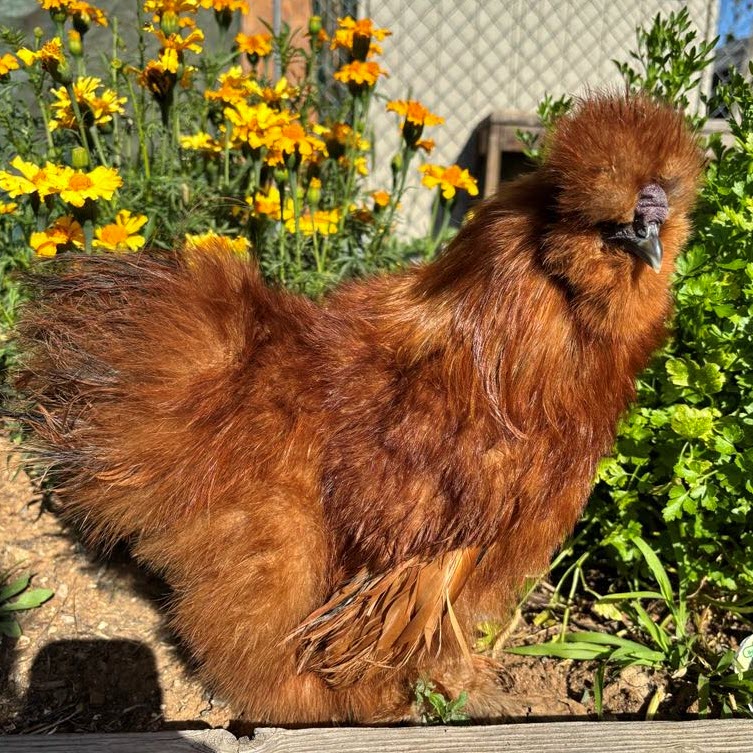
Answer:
[{"left": 3, "top": 720, "right": 753, "bottom": 752}]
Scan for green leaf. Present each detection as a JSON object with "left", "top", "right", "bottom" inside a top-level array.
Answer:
[
  {"left": 670, "top": 404, "right": 716, "bottom": 440},
  {"left": 0, "top": 588, "right": 54, "bottom": 612},
  {"left": 631, "top": 535, "right": 675, "bottom": 604},
  {"left": 0, "top": 575, "right": 31, "bottom": 603},
  {"left": 0, "top": 616, "right": 21, "bottom": 638}
]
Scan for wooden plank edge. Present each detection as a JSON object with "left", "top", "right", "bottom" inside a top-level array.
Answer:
[{"left": 2, "top": 719, "right": 753, "bottom": 753}]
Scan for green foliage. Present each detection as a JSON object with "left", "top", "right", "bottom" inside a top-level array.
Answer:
[
  {"left": 0, "top": 569, "right": 54, "bottom": 638},
  {"left": 613, "top": 7, "right": 717, "bottom": 126},
  {"left": 414, "top": 678, "right": 469, "bottom": 724},
  {"left": 516, "top": 92, "right": 573, "bottom": 162},
  {"left": 582, "top": 12, "right": 753, "bottom": 601},
  {"left": 511, "top": 538, "right": 753, "bottom": 717},
  {"left": 517, "top": 9, "right": 753, "bottom": 717}
]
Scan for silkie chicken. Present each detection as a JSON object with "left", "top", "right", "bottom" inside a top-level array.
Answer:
[{"left": 11, "top": 94, "right": 702, "bottom": 724}]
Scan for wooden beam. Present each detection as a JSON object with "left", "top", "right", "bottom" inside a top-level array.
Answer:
[{"left": 3, "top": 720, "right": 753, "bottom": 752}]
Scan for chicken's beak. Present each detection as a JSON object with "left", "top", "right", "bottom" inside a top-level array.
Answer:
[{"left": 628, "top": 221, "right": 663, "bottom": 273}]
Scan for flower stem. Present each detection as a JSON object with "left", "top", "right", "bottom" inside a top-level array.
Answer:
[
  {"left": 67, "top": 84, "right": 93, "bottom": 167},
  {"left": 123, "top": 74, "right": 150, "bottom": 180}
]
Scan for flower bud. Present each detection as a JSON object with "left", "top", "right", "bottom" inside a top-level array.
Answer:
[
  {"left": 306, "top": 178, "right": 321, "bottom": 207},
  {"left": 214, "top": 8, "right": 233, "bottom": 31},
  {"left": 34, "top": 27, "right": 44, "bottom": 40},
  {"left": 50, "top": 57, "right": 73, "bottom": 85},
  {"left": 351, "top": 33, "right": 370, "bottom": 61},
  {"left": 273, "top": 167, "right": 287, "bottom": 185},
  {"left": 67, "top": 29, "right": 83, "bottom": 58},
  {"left": 390, "top": 152, "right": 403, "bottom": 177},
  {"left": 308, "top": 16, "right": 322, "bottom": 37},
  {"left": 71, "top": 146, "right": 89, "bottom": 169},
  {"left": 160, "top": 11, "right": 180, "bottom": 37},
  {"left": 49, "top": 7, "right": 67, "bottom": 26},
  {"left": 73, "top": 10, "right": 92, "bottom": 35}
]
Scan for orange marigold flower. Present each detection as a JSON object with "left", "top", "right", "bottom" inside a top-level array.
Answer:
[
  {"left": 372, "top": 190, "right": 390, "bottom": 208},
  {"left": 331, "top": 16, "right": 390, "bottom": 59},
  {"left": 235, "top": 32, "right": 273, "bottom": 59},
  {"left": 93, "top": 209, "right": 148, "bottom": 252},
  {"left": 387, "top": 99, "right": 443, "bottom": 148},
  {"left": 418, "top": 163, "right": 479, "bottom": 201},
  {"left": 266, "top": 122, "right": 324, "bottom": 166},
  {"left": 333, "top": 60, "right": 387, "bottom": 92},
  {"left": 0, "top": 53, "right": 20, "bottom": 77},
  {"left": 0, "top": 201, "right": 18, "bottom": 214},
  {"left": 29, "top": 215, "right": 84, "bottom": 257},
  {"left": 386, "top": 99, "right": 444, "bottom": 127},
  {"left": 59, "top": 165, "right": 123, "bottom": 207}
]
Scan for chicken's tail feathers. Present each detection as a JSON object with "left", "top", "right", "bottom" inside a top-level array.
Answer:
[
  {"left": 8, "top": 241, "right": 280, "bottom": 545},
  {"left": 289, "top": 546, "right": 481, "bottom": 687}
]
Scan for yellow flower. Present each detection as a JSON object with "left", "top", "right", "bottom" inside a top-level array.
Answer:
[
  {"left": 386, "top": 99, "right": 444, "bottom": 127},
  {"left": 93, "top": 210, "right": 148, "bottom": 251},
  {"left": 372, "top": 190, "right": 390, "bottom": 208},
  {"left": 225, "top": 101, "right": 292, "bottom": 150},
  {"left": 333, "top": 60, "right": 387, "bottom": 91},
  {"left": 387, "top": 99, "right": 443, "bottom": 148},
  {"left": 418, "top": 164, "right": 479, "bottom": 201},
  {"left": 185, "top": 232, "right": 250, "bottom": 256},
  {"left": 0, "top": 53, "right": 20, "bottom": 77},
  {"left": 153, "top": 28, "right": 204, "bottom": 72},
  {"left": 29, "top": 215, "right": 84, "bottom": 257},
  {"left": 416, "top": 138, "right": 435, "bottom": 154},
  {"left": 0, "top": 156, "right": 67, "bottom": 199},
  {"left": 59, "top": 165, "right": 123, "bottom": 206},
  {"left": 284, "top": 207, "right": 340, "bottom": 236},
  {"left": 235, "top": 32, "right": 273, "bottom": 59},
  {"left": 17, "top": 38, "right": 69, "bottom": 81},
  {"left": 248, "top": 76, "right": 298, "bottom": 107},
  {"left": 0, "top": 201, "right": 18, "bottom": 214},
  {"left": 273, "top": 122, "right": 324, "bottom": 158},
  {"left": 330, "top": 17, "right": 390, "bottom": 59},
  {"left": 314, "top": 122, "right": 369, "bottom": 159},
  {"left": 204, "top": 65, "right": 254, "bottom": 104},
  {"left": 38, "top": 0, "right": 107, "bottom": 25},
  {"left": 248, "top": 185, "right": 281, "bottom": 219},
  {"left": 49, "top": 76, "right": 126, "bottom": 131},
  {"left": 143, "top": 0, "right": 199, "bottom": 25},
  {"left": 200, "top": 0, "right": 248, "bottom": 11},
  {"left": 180, "top": 131, "right": 223, "bottom": 153},
  {"left": 137, "top": 59, "right": 175, "bottom": 100}
]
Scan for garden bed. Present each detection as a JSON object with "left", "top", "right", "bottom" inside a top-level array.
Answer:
[{"left": 0, "top": 437, "right": 713, "bottom": 736}]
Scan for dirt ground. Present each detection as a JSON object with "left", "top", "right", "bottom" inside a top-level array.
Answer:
[{"left": 0, "top": 437, "right": 668, "bottom": 734}]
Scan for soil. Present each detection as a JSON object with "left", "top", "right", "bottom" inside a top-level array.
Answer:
[{"left": 0, "top": 437, "right": 672, "bottom": 734}]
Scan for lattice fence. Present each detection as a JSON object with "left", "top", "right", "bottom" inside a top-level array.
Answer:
[{"left": 315, "top": 0, "right": 734, "bottom": 236}]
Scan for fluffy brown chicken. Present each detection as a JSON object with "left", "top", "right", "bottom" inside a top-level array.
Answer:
[{"left": 11, "top": 94, "right": 702, "bottom": 723}]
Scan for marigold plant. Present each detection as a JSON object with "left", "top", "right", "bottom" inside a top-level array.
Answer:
[{"left": 0, "top": 4, "right": 478, "bottom": 370}]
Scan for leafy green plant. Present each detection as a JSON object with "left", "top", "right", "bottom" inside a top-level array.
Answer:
[
  {"left": 510, "top": 537, "right": 753, "bottom": 717},
  {"left": 414, "top": 678, "right": 469, "bottom": 724},
  {"left": 0, "top": 569, "right": 54, "bottom": 638},
  {"left": 614, "top": 7, "right": 716, "bottom": 126}
]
